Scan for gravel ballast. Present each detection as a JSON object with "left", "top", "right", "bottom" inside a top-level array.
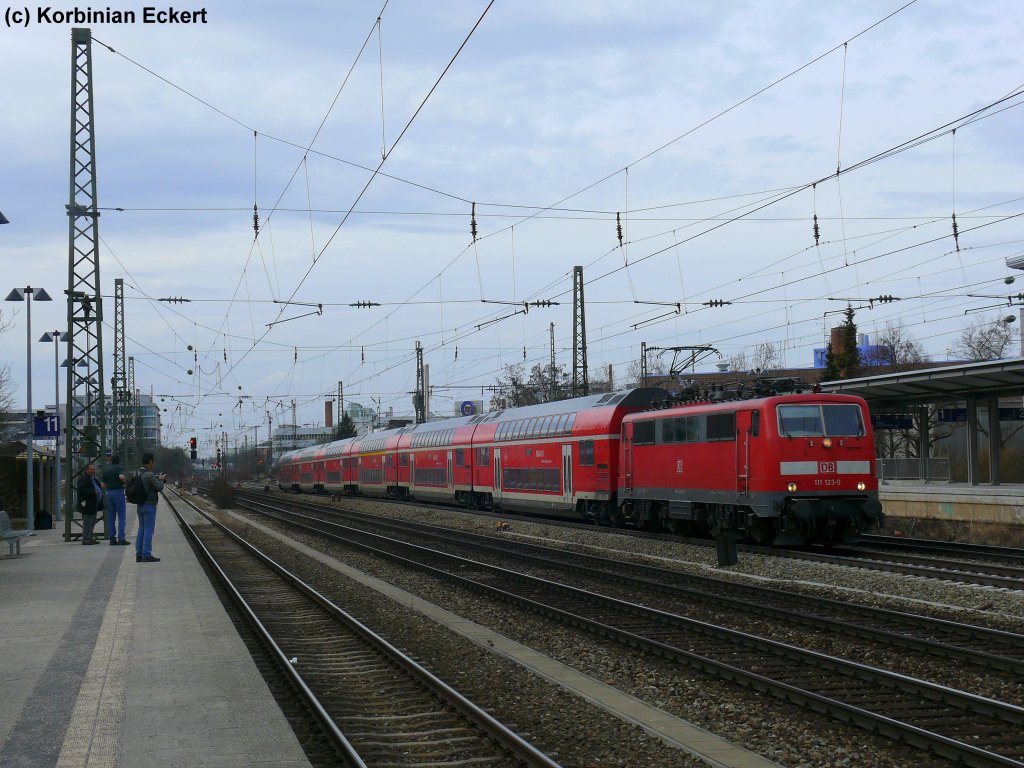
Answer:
[{"left": 194, "top": 491, "right": 1023, "bottom": 768}]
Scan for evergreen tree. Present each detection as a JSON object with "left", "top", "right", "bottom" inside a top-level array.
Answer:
[
  {"left": 333, "top": 413, "right": 357, "bottom": 439},
  {"left": 820, "top": 305, "right": 861, "bottom": 382}
]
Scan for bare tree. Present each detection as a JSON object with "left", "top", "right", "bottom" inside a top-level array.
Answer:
[
  {"left": 0, "top": 364, "right": 12, "bottom": 412},
  {"left": 866, "top": 322, "right": 928, "bottom": 373},
  {"left": 588, "top": 366, "right": 614, "bottom": 394},
  {"left": 951, "top": 315, "right": 1015, "bottom": 361},
  {"left": 726, "top": 350, "right": 748, "bottom": 374},
  {"left": 489, "top": 362, "right": 571, "bottom": 410},
  {"left": 625, "top": 353, "right": 667, "bottom": 388},
  {"left": 750, "top": 342, "right": 783, "bottom": 376},
  {"left": 0, "top": 308, "right": 14, "bottom": 411}
]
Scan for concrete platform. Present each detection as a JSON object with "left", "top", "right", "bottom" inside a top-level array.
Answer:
[
  {"left": 0, "top": 506, "right": 311, "bottom": 768},
  {"left": 880, "top": 482, "right": 1024, "bottom": 524}
]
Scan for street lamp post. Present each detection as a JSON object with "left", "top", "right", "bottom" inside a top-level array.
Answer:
[
  {"left": 5, "top": 286, "right": 53, "bottom": 531},
  {"left": 41, "top": 331, "right": 70, "bottom": 520}
]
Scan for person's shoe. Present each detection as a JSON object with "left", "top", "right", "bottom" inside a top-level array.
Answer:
[
  {"left": 117, "top": 539, "right": 130, "bottom": 545},
  {"left": 141, "top": 556, "right": 161, "bottom": 562},
  {"left": 82, "top": 539, "right": 98, "bottom": 545},
  {"left": 135, "top": 555, "right": 143, "bottom": 562},
  {"left": 109, "top": 539, "right": 117, "bottom": 545}
]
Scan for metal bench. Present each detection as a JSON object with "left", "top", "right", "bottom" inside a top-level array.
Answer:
[{"left": 0, "top": 510, "right": 34, "bottom": 557}]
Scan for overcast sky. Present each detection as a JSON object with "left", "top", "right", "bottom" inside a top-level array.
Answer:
[{"left": 2, "top": 0, "right": 1022, "bottom": 451}]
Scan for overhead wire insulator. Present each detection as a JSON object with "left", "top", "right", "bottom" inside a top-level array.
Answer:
[
  {"left": 470, "top": 202, "right": 478, "bottom": 242},
  {"left": 252, "top": 204, "right": 259, "bottom": 238},
  {"left": 813, "top": 213, "right": 820, "bottom": 246},
  {"left": 951, "top": 213, "right": 960, "bottom": 252},
  {"left": 704, "top": 299, "right": 732, "bottom": 308},
  {"left": 616, "top": 211, "right": 624, "bottom": 248}
]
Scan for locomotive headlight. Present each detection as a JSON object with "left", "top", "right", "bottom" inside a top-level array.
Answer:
[
  {"left": 857, "top": 481, "right": 866, "bottom": 491},
  {"left": 822, "top": 438, "right": 832, "bottom": 448},
  {"left": 787, "top": 482, "right": 798, "bottom": 492}
]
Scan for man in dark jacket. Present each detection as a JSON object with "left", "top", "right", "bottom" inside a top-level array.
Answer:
[
  {"left": 101, "top": 454, "right": 130, "bottom": 545},
  {"left": 75, "top": 463, "right": 103, "bottom": 544},
  {"left": 134, "top": 452, "right": 166, "bottom": 563}
]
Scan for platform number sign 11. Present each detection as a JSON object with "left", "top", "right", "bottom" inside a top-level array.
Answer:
[{"left": 33, "top": 414, "right": 60, "bottom": 438}]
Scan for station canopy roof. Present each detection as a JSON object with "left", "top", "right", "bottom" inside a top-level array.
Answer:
[{"left": 818, "top": 357, "right": 1024, "bottom": 407}]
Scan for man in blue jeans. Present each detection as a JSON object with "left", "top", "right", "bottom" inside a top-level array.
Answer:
[
  {"left": 135, "top": 452, "right": 166, "bottom": 563},
  {"left": 102, "top": 454, "right": 130, "bottom": 545}
]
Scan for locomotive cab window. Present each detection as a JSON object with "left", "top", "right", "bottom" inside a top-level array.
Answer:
[
  {"left": 778, "top": 403, "right": 865, "bottom": 437},
  {"left": 823, "top": 404, "right": 866, "bottom": 436},
  {"left": 633, "top": 420, "right": 655, "bottom": 445}
]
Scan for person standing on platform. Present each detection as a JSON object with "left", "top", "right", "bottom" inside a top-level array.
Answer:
[
  {"left": 134, "top": 452, "right": 165, "bottom": 563},
  {"left": 75, "top": 463, "right": 103, "bottom": 544},
  {"left": 102, "top": 454, "right": 130, "bottom": 546}
]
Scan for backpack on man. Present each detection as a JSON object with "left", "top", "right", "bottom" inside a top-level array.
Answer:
[{"left": 125, "top": 472, "right": 148, "bottom": 504}]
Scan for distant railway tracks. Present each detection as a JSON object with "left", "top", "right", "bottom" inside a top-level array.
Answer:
[
  {"left": 768, "top": 541, "right": 1024, "bottom": 590},
  {"left": 163, "top": 489, "right": 561, "bottom": 768},
  {"left": 258, "top": 482, "right": 1024, "bottom": 589},
  {"left": 224, "top": 488, "right": 1024, "bottom": 768}
]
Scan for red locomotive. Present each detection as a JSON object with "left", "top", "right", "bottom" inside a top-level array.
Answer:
[
  {"left": 619, "top": 392, "right": 882, "bottom": 544},
  {"left": 276, "top": 386, "right": 882, "bottom": 545}
]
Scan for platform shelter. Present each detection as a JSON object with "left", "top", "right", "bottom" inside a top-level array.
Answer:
[{"left": 819, "top": 357, "right": 1024, "bottom": 486}]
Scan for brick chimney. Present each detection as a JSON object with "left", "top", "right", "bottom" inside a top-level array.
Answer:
[
  {"left": 830, "top": 326, "right": 845, "bottom": 355},
  {"left": 325, "top": 400, "right": 334, "bottom": 428}
]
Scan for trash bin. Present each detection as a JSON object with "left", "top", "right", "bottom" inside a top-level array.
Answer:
[{"left": 35, "top": 512, "right": 53, "bottom": 530}]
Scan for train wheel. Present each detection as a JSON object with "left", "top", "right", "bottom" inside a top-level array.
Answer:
[
  {"left": 669, "top": 520, "right": 695, "bottom": 536},
  {"left": 748, "top": 517, "right": 775, "bottom": 545}
]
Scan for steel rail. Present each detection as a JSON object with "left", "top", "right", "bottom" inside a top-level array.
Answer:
[
  {"left": 161, "top": 491, "right": 367, "bottom": 768},
  {"left": 168, "top": 489, "right": 563, "bottom": 768},
  {"left": 230, "top": 493, "right": 1024, "bottom": 768},
  {"left": 234, "top": 489, "right": 1024, "bottom": 670},
  {"left": 238, "top": 483, "right": 1024, "bottom": 589}
]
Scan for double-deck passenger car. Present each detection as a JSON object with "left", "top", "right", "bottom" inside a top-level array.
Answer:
[{"left": 275, "top": 387, "right": 881, "bottom": 544}]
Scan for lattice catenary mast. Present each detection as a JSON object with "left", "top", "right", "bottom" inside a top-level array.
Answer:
[
  {"left": 64, "top": 27, "right": 107, "bottom": 541},
  {"left": 572, "top": 266, "right": 589, "bottom": 397}
]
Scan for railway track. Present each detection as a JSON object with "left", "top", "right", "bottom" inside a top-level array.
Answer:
[
  {"left": 163, "top": 489, "right": 561, "bottom": 768},
  {"left": 237, "top": 491, "right": 1024, "bottom": 669},
  {"left": 858, "top": 534, "right": 1024, "bottom": 566},
  {"left": 770, "top": 543, "right": 1024, "bottom": 589},
  {"left": 223, "top": 489, "right": 1024, "bottom": 768},
  {"left": 244, "top": 483, "right": 1024, "bottom": 590}
]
